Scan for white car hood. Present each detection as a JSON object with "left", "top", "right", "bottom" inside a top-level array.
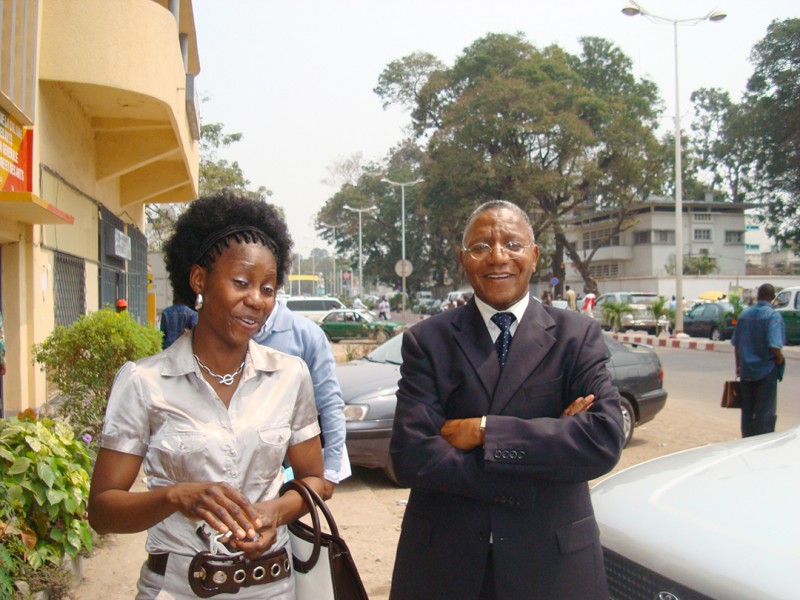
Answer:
[{"left": 591, "top": 427, "right": 800, "bottom": 600}]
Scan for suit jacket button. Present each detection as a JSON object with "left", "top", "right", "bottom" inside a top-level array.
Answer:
[
  {"left": 501, "top": 451, "right": 509, "bottom": 459},
  {"left": 509, "top": 450, "right": 517, "bottom": 459},
  {"left": 518, "top": 450, "right": 526, "bottom": 459},
  {"left": 494, "top": 450, "right": 502, "bottom": 459}
]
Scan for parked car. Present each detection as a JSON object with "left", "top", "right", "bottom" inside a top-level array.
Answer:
[
  {"left": 773, "top": 285, "right": 800, "bottom": 345},
  {"left": 318, "top": 309, "right": 404, "bottom": 343},
  {"left": 337, "top": 332, "right": 667, "bottom": 484},
  {"left": 682, "top": 300, "right": 737, "bottom": 340},
  {"left": 591, "top": 426, "right": 800, "bottom": 600},
  {"left": 284, "top": 296, "right": 345, "bottom": 322},
  {"left": 593, "top": 292, "right": 667, "bottom": 333}
]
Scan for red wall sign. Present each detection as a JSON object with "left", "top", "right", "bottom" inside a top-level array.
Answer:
[{"left": 1, "top": 108, "right": 33, "bottom": 192}]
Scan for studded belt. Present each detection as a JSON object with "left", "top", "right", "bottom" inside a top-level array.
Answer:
[{"left": 147, "top": 547, "right": 291, "bottom": 598}]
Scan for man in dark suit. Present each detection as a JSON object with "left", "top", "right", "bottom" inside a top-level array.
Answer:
[{"left": 389, "top": 200, "right": 625, "bottom": 600}]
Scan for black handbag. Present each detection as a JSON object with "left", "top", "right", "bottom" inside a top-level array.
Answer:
[
  {"left": 280, "top": 479, "right": 369, "bottom": 600},
  {"left": 721, "top": 379, "right": 741, "bottom": 409}
]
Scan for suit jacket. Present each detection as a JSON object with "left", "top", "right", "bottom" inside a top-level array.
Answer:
[{"left": 389, "top": 296, "right": 624, "bottom": 600}]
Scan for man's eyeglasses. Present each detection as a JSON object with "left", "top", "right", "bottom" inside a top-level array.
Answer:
[{"left": 462, "top": 241, "right": 534, "bottom": 261}]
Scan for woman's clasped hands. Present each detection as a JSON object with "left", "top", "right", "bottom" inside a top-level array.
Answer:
[{"left": 168, "top": 480, "right": 281, "bottom": 559}]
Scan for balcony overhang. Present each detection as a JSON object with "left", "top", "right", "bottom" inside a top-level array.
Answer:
[
  {"left": 0, "top": 191, "right": 75, "bottom": 225},
  {"left": 42, "top": 80, "right": 198, "bottom": 206}
]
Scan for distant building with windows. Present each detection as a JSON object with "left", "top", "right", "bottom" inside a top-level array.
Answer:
[{"left": 565, "top": 194, "right": 747, "bottom": 283}]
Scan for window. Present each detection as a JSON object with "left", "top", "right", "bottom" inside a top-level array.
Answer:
[
  {"left": 588, "top": 263, "right": 619, "bottom": 279},
  {"left": 633, "top": 231, "right": 651, "bottom": 245},
  {"left": 582, "top": 229, "right": 620, "bottom": 251},
  {"left": 653, "top": 230, "right": 675, "bottom": 244},
  {"left": 746, "top": 243, "right": 761, "bottom": 251},
  {"left": 725, "top": 231, "right": 744, "bottom": 245},
  {"left": 693, "top": 213, "right": 712, "bottom": 222},
  {"left": 745, "top": 223, "right": 760, "bottom": 231},
  {"left": 694, "top": 228, "right": 712, "bottom": 241}
]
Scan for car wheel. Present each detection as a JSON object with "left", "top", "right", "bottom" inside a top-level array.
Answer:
[
  {"left": 710, "top": 326, "right": 722, "bottom": 341},
  {"left": 620, "top": 396, "right": 635, "bottom": 448},
  {"left": 375, "top": 329, "right": 389, "bottom": 344}
]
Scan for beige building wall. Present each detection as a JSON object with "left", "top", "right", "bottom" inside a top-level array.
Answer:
[{"left": 0, "top": 0, "right": 200, "bottom": 413}]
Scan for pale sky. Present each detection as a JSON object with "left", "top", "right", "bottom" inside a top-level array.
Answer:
[{"left": 193, "top": 0, "right": 797, "bottom": 256}]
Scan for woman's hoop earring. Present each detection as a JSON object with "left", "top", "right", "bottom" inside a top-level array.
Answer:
[{"left": 194, "top": 293, "right": 204, "bottom": 311}]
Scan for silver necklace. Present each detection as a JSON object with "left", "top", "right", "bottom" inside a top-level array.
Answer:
[{"left": 194, "top": 354, "right": 245, "bottom": 386}]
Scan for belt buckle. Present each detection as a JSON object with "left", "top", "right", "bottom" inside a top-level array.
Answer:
[{"left": 189, "top": 551, "right": 247, "bottom": 598}]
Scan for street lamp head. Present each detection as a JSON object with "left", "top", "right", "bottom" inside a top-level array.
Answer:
[
  {"left": 381, "top": 176, "right": 425, "bottom": 186},
  {"left": 621, "top": 4, "right": 641, "bottom": 17},
  {"left": 708, "top": 10, "right": 727, "bottom": 22}
]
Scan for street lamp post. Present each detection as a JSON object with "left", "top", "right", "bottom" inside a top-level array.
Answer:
[
  {"left": 320, "top": 222, "right": 338, "bottom": 296},
  {"left": 343, "top": 205, "right": 377, "bottom": 300},
  {"left": 381, "top": 177, "right": 424, "bottom": 314},
  {"left": 622, "top": 1, "right": 725, "bottom": 334}
]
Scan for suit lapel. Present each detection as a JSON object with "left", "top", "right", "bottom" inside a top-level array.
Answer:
[
  {"left": 452, "top": 302, "right": 499, "bottom": 403},
  {"left": 490, "top": 299, "right": 556, "bottom": 415}
]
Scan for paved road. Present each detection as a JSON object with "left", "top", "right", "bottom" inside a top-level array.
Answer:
[{"left": 653, "top": 345, "right": 800, "bottom": 429}]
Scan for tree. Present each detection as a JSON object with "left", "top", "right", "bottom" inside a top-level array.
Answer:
[
  {"left": 375, "top": 33, "right": 667, "bottom": 293},
  {"left": 665, "top": 253, "right": 719, "bottom": 275},
  {"left": 745, "top": 18, "right": 800, "bottom": 247},
  {"left": 316, "top": 141, "right": 437, "bottom": 292},
  {"left": 690, "top": 87, "right": 755, "bottom": 203}
]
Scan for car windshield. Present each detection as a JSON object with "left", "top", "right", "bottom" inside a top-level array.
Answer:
[
  {"left": 627, "top": 294, "right": 658, "bottom": 305},
  {"left": 365, "top": 333, "right": 403, "bottom": 365}
]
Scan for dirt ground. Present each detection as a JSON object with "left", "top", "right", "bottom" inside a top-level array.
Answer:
[{"left": 73, "top": 340, "right": 742, "bottom": 600}]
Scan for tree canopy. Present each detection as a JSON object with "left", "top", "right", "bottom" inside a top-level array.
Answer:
[
  {"left": 745, "top": 18, "right": 800, "bottom": 247},
  {"left": 360, "top": 33, "right": 667, "bottom": 291}
]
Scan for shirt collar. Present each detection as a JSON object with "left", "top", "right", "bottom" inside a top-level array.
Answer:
[
  {"left": 162, "top": 330, "right": 279, "bottom": 379},
  {"left": 474, "top": 293, "right": 530, "bottom": 334}
]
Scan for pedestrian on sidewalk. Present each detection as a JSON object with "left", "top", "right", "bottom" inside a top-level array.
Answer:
[
  {"left": 88, "top": 190, "right": 325, "bottom": 599},
  {"left": 565, "top": 285, "right": 577, "bottom": 310},
  {"left": 731, "top": 283, "right": 785, "bottom": 438}
]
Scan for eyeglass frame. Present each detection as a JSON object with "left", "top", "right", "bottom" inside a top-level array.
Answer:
[{"left": 461, "top": 240, "right": 535, "bottom": 261}]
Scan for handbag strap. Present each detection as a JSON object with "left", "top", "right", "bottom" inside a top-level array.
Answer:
[
  {"left": 280, "top": 479, "right": 344, "bottom": 568},
  {"left": 279, "top": 479, "right": 322, "bottom": 571}
]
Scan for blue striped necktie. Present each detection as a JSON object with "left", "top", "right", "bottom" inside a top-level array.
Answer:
[{"left": 491, "top": 312, "right": 516, "bottom": 368}]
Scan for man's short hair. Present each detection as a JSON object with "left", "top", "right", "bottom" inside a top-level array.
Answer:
[
  {"left": 462, "top": 200, "right": 534, "bottom": 246},
  {"left": 757, "top": 283, "right": 776, "bottom": 301}
]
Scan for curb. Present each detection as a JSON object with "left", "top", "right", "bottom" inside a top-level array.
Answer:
[
  {"left": 610, "top": 332, "right": 730, "bottom": 353},
  {"left": 610, "top": 331, "right": 800, "bottom": 360}
]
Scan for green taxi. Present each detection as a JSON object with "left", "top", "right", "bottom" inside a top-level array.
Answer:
[
  {"left": 773, "top": 285, "right": 800, "bottom": 345},
  {"left": 318, "top": 309, "right": 404, "bottom": 343}
]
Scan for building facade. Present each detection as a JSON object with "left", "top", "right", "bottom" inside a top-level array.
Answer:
[
  {"left": 0, "top": 0, "right": 200, "bottom": 414},
  {"left": 564, "top": 195, "right": 749, "bottom": 296}
]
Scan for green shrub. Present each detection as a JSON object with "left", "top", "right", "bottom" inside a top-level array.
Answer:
[
  {"left": 32, "top": 308, "right": 162, "bottom": 443},
  {"left": 0, "top": 413, "right": 93, "bottom": 595}
]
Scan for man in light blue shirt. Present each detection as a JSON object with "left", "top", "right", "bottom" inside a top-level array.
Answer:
[
  {"left": 731, "top": 283, "right": 785, "bottom": 437},
  {"left": 254, "top": 300, "right": 349, "bottom": 497}
]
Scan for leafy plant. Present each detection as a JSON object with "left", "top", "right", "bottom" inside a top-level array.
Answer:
[
  {"left": 601, "top": 300, "right": 631, "bottom": 333},
  {"left": 0, "top": 413, "right": 93, "bottom": 594},
  {"left": 32, "top": 308, "right": 162, "bottom": 443},
  {"left": 727, "top": 293, "right": 745, "bottom": 319},
  {"left": 648, "top": 296, "right": 671, "bottom": 334}
]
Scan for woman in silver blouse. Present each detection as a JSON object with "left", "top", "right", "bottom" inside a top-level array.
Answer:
[{"left": 88, "top": 190, "right": 324, "bottom": 599}]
